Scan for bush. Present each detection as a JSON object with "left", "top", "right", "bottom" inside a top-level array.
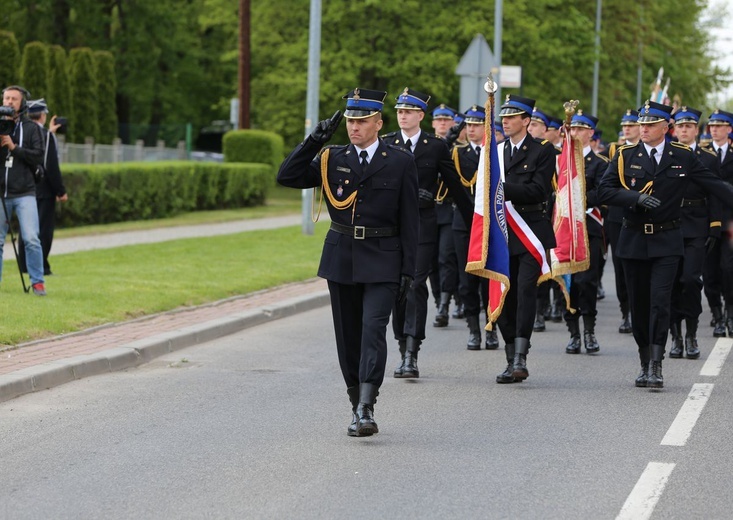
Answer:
[
  {"left": 47, "top": 45, "right": 72, "bottom": 118},
  {"left": 0, "top": 31, "right": 20, "bottom": 89},
  {"left": 222, "top": 129, "right": 284, "bottom": 168},
  {"left": 56, "top": 161, "right": 273, "bottom": 228},
  {"left": 19, "top": 41, "right": 49, "bottom": 101},
  {"left": 69, "top": 47, "right": 99, "bottom": 143},
  {"left": 94, "top": 51, "right": 118, "bottom": 144}
]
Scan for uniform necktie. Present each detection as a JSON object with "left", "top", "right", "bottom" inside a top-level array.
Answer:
[
  {"left": 511, "top": 145, "right": 518, "bottom": 159},
  {"left": 404, "top": 138, "right": 412, "bottom": 152},
  {"left": 718, "top": 147, "right": 723, "bottom": 165},
  {"left": 475, "top": 145, "right": 481, "bottom": 156},
  {"left": 650, "top": 147, "right": 658, "bottom": 165},
  {"left": 359, "top": 150, "right": 369, "bottom": 173}
]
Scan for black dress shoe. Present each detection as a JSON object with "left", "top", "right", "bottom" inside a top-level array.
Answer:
[
  {"left": 584, "top": 331, "right": 600, "bottom": 353},
  {"left": 684, "top": 335, "right": 700, "bottom": 359},
  {"left": 566, "top": 335, "right": 581, "bottom": 354},
  {"left": 485, "top": 329, "right": 500, "bottom": 350},
  {"left": 618, "top": 315, "right": 632, "bottom": 334},
  {"left": 647, "top": 361, "right": 663, "bottom": 389},
  {"left": 347, "top": 412, "right": 359, "bottom": 436},
  {"left": 635, "top": 364, "right": 648, "bottom": 387},
  {"left": 496, "top": 363, "right": 516, "bottom": 384}
]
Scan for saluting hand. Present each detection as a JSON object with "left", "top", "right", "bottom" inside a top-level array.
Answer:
[
  {"left": 310, "top": 110, "right": 343, "bottom": 144},
  {"left": 444, "top": 120, "right": 466, "bottom": 147}
]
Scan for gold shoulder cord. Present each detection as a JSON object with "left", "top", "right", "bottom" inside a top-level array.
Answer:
[
  {"left": 452, "top": 146, "right": 477, "bottom": 194},
  {"left": 312, "top": 148, "right": 358, "bottom": 223},
  {"left": 617, "top": 146, "right": 653, "bottom": 194}
]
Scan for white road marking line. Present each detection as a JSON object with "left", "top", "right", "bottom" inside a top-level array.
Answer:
[
  {"left": 660, "top": 383, "right": 714, "bottom": 446},
  {"left": 616, "top": 462, "right": 675, "bottom": 520},
  {"left": 700, "top": 338, "right": 732, "bottom": 377}
]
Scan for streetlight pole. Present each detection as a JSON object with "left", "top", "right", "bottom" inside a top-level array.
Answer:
[
  {"left": 493, "top": 0, "right": 503, "bottom": 105},
  {"left": 301, "top": 0, "right": 321, "bottom": 235},
  {"left": 591, "top": 0, "right": 601, "bottom": 116},
  {"left": 238, "top": 0, "right": 251, "bottom": 129}
]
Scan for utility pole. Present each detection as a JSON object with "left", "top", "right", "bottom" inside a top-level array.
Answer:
[
  {"left": 494, "top": 0, "right": 503, "bottom": 104},
  {"left": 591, "top": 0, "right": 602, "bottom": 116},
  {"left": 238, "top": 0, "right": 251, "bottom": 129},
  {"left": 301, "top": 0, "right": 321, "bottom": 235}
]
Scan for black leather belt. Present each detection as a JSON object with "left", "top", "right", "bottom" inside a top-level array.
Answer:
[
  {"left": 514, "top": 202, "right": 547, "bottom": 213},
  {"left": 330, "top": 222, "right": 399, "bottom": 240},
  {"left": 681, "top": 198, "right": 705, "bottom": 207},
  {"left": 623, "top": 219, "right": 680, "bottom": 234}
]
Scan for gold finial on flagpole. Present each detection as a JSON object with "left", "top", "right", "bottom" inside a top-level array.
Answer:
[{"left": 563, "top": 100, "right": 579, "bottom": 125}]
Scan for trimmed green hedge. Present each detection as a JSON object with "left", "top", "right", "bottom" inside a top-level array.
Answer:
[
  {"left": 222, "top": 129, "right": 284, "bottom": 168},
  {"left": 56, "top": 161, "right": 272, "bottom": 228}
]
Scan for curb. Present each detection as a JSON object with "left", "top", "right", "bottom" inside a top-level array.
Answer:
[{"left": 0, "top": 290, "right": 330, "bottom": 404}]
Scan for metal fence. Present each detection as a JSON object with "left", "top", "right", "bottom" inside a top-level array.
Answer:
[{"left": 58, "top": 137, "right": 223, "bottom": 164}]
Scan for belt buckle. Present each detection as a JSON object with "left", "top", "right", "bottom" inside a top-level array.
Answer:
[
  {"left": 644, "top": 223, "right": 654, "bottom": 235},
  {"left": 353, "top": 226, "right": 366, "bottom": 240}
]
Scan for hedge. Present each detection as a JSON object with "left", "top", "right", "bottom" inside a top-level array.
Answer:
[
  {"left": 55, "top": 161, "right": 273, "bottom": 228},
  {"left": 222, "top": 129, "right": 284, "bottom": 168}
]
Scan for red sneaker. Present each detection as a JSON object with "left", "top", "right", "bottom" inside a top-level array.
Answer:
[{"left": 32, "top": 283, "right": 47, "bottom": 296}]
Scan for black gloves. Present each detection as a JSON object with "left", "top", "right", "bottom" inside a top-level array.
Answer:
[
  {"left": 636, "top": 193, "right": 661, "bottom": 209},
  {"left": 397, "top": 275, "right": 413, "bottom": 306},
  {"left": 444, "top": 120, "right": 466, "bottom": 147},
  {"left": 309, "top": 110, "right": 343, "bottom": 144},
  {"left": 418, "top": 188, "right": 435, "bottom": 204},
  {"left": 705, "top": 236, "right": 719, "bottom": 254}
]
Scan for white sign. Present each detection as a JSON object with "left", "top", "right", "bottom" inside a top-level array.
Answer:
[{"left": 500, "top": 66, "right": 522, "bottom": 88}]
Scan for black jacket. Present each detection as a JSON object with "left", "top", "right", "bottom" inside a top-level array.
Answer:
[
  {"left": 598, "top": 141, "right": 733, "bottom": 259},
  {"left": 2, "top": 118, "right": 44, "bottom": 199},
  {"left": 451, "top": 143, "right": 480, "bottom": 232},
  {"left": 501, "top": 136, "right": 557, "bottom": 254},
  {"left": 277, "top": 137, "right": 419, "bottom": 285},
  {"left": 584, "top": 149, "right": 610, "bottom": 238},
  {"left": 35, "top": 127, "right": 66, "bottom": 200}
]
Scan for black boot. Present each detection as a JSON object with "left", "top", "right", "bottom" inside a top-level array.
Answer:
[
  {"left": 726, "top": 305, "right": 733, "bottom": 337},
  {"left": 669, "top": 321, "right": 683, "bottom": 358},
  {"left": 356, "top": 383, "right": 379, "bottom": 436},
  {"left": 433, "top": 292, "right": 451, "bottom": 327},
  {"left": 485, "top": 327, "right": 500, "bottom": 350},
  {"left": 596, "top": 280, "right": 605, "bottom": 300},
  {"left": 712, "top": 306, "right": 726, "bottom": 337},
  {"left": 346, "top": 387, "right": 360, "bottom": 437},
  {"left": 401, "top": 336, "right": 420, "bottom": 378},
  {"left": 393, "top": 339, "right": 407, "bottom": 377},
  {"left": 533, "top": 305, "right": 546, "bottom": 332},
  {"left": 550, "top": 292, "right": 563, "bottom": 322},
  {"left": 512, "top": 338, "right": 530, "bottom": 381},
  {"left": 635, "top": 362, "right": 649, "bottom": 388},
  {"left": 466, "top": 314, "right": 482, "bottom": 350},
  {"left": 452, "top": 295, "right": 465, "bottom": 319},
  {"left": 566, "top": 319, "right": 581, "bottom": 354},
  {"left": 496, "top": 343, "right": 516, "bottom": 384},
  {"left": 619, "top": 303, "right": 632, "bottom": 334},
  {"left": 647, "top": 344, "right": 664, "bottom": 389},
  {"left": 583, "top": 315, "right": 600, "bottom": 353},
  {"left": 685, "top": 318, "right": 700, "bottom": 359}
]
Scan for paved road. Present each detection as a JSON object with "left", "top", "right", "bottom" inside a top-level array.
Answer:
[{"left": 1, "top": 286, "right": 731, "bottom": 519}]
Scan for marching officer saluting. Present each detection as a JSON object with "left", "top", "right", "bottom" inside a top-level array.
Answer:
[
  {"left": 598, "top": 100, "right": 733, "bottom": 389},
  {"left": 277, "top": 89, "right": 419, "bottom": 436},
  {"left": 382, "top": 88, "right": 473, "bottom": 379}
]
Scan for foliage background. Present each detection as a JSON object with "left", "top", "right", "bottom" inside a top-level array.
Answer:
[{"left": 0, "top": 0, "right": 729, "bottom": 148}]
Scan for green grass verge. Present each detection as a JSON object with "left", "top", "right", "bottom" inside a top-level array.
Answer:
[{"left": 0, "top": 222, "right": 328, "bottom": 346}]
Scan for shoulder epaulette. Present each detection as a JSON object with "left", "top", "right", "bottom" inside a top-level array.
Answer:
[
  {"left": 316, "top": 144, "right": 342, "bottom": 158},
  {"left": 386, "top": 144, "right": 413, "bottom": 155},
  {"left": 617, "top": 143, "right": 638, "bottom": 153},
  {"left": 424, "top": 132, "right": 441, "bottom": 141},
  {"left": 454, "top": 142, "right": 470, "bottom": 149},
  {"left": 671, "top": 141, "right": 691, "bottom": 151},
  {"left": 380, "top": 131, "right": 398, "bottom": 139},
  {"left": 700, "top": 146, "right": 717, "bottom": 157},
  {"left": 595, "top": 152, "right": 611, "bottom": 163},
  {"left": 541, "top": 139, "right": 549, "bottom": 145}
]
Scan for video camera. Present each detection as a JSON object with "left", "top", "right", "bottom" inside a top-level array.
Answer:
[{"left": 0, "top": 105, "right": 15, "bottom": 135}]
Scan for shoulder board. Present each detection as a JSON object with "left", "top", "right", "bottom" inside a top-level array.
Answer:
[
  {"left": 541, "top": 139, "right": 549, "bottom": 145},
  {"left": 617, "top": 143, "right": 638, "bottom": 153},
  {"left": 380, "top": 131, "right": 398, "bottom": 139},
  {"left": 671, "top": 141, "right": 691, "bottom": 151},
  {"left": 454, "top": 142, "right": 470, "bottom": 149},
  {"left": 594, "top": 152, "right": 611, "bottom": 163},
  {"left": 424, "top": 132, "right": 441, "bottom": 140},
  {"left": 386, "top": 144, "right": 413, "bottom": 154},
  {"left": 700, "top": 146, "right": 717, "bottom": 157},
  {"left": 316, "top": 144, "right": 344, "bottom": 158}
]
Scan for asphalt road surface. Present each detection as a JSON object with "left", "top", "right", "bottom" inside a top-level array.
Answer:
[{"left": 1, "top": 280, "right": 732, "bottom": 519}]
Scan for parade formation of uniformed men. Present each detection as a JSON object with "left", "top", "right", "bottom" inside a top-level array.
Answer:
[{"left": 278, "top": 81, "right": 733, "bottom": 436}]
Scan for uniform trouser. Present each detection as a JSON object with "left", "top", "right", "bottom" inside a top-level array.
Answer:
[
  {"left": 497, "top": 252, "right": 542, "bottom": 345},
  {"left": 453, "top": 226, "right": 488, "bottom": 317},
  {"left": 671, "top": 236, "right": 705, "bottom": 322},
  {"left": 328, "top": 280, "right": 397, "bottom": 389},
  {"left": 622, "top": 255, "right": 680, "bottom": 365},
  {"left": 565, "top": 234, "right": 603, "bottom": 323},
  {"left": 703, "top": 236, "right": 733, "bottom": 309},
  {"left": 437, "top": 221, "right": 459, "bottom": 294},
  {"left": 605, "top": 220, "right": 629, "bottom": 313},
  {"left": 392, "top": 241, "right": 436, "bottom": 343},
  {"left": 18, "top": 196, "right": 56, "bottom": 274}
]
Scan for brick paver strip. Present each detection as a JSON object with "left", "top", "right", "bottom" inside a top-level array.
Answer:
[{"left": 0, "top": 278, "right": 327, "bottom": 376}]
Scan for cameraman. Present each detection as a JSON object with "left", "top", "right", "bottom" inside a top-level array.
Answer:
[
  {"left": 18, "top": 99, "right": 68, "bottom": 276},
  {"left": 0, "top": 85, "right": 46, "bottom": 295}
]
